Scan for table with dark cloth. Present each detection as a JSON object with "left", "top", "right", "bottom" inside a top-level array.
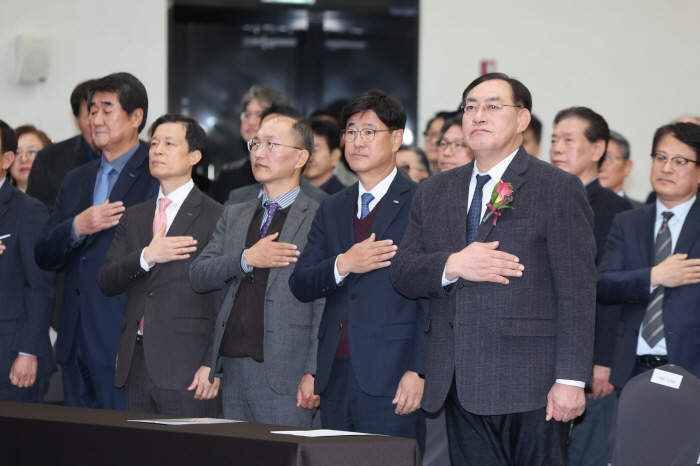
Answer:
[{"left": 0, "top": 401, "right": 420, "bottom": 465}]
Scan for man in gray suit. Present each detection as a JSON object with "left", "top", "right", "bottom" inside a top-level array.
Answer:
[
  {"left": 97, "top": 114, "right": 223, "bottom": 415},
  {"left": 0, "top": 122, "right": 55, "bottom": 403},
  {"left": 391, "top": 73, "right": 597, "bottom": 465},
  {"left": 190, "top": 115, "right": 324, "bottom": 427}
]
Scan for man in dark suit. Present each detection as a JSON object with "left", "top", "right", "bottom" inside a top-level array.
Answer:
[
  {"left": 304, "top": 119, "right": 347, "bottom": 195},
  {"left": 599, "top": 122, "right": 700, "bottom": 387},
  {"left": 289, "top": 90, "right": 429, "bottom": 453},
  {"left": 391, "top": 73, "right": 597, "bottom": 465},
  {"left": 190, "top": 115, "right": 324, "bottom": 427},
  {"left": 599, "top": 131, "right": 644, "bottom": 209},
  {"left": 35, "top": 73, "right": 159, "bottom": 410},
  {"left": 97, "top": 114, "right": 223, "bottom": 415},
  {"left": 550, "top": 107, "right": 633, "bottom": 465},
  {"left": 0, "top": 123, "right": 55, "bottom": 403}
]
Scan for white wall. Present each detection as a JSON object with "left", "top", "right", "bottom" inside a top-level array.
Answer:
[
  {"left": 0, "top": 0, "right": 167, "bottom": 143},
  {"left": 419, "top": 0, "right": 700, "bottom": 200}
]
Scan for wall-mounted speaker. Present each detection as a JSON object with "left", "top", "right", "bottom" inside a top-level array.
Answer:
[{"left": 15, "top": 34, "right": 52, "bottom": 84}]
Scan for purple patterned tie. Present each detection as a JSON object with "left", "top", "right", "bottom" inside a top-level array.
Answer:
[{"left": 260, "top": 202, "right": 280, "bottom": 238}]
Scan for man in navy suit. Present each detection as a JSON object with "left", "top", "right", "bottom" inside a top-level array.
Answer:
[
  {"left": 0, "top": 122, "right": 55, "bottom": 403},
  {"left": 35, "top": 73, "right": 159, "bottom": 410},
  {"left": 599, "top": 122, "right": 700, "bottom": 387},
  {"left": 289, "top": 90, "right": 428, "bottom": 453}
]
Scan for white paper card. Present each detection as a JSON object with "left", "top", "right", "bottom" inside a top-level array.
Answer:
[
  {"left": 128, "top": 418, "right": 244, "bottom": 425},
  {"left": 650, "top": 368, "right": 683, "bottom": 389},
  {"left": 271, "top": 429, "right": 379, "bottom": 437}
]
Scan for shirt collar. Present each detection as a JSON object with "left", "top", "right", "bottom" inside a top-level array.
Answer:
[
  {"left": 261, "top": 185, "right": 300, "bottom": 210},
  {"left": 471, "top": 148, "right": 519, "bottom": 183},
  {"left": 0, "top": 177, "right": 5, "bottom": 191},
  {"left": 656, "top": 195, "right": 696, "bottom": 227},
  {"left": 358, "top": 167, "right": 398, "bottom": 201},
  {"left": 158, "top": 179, "right": 194, "bottom": 208},
  {"left": 99, "top": 143, "right": 140, "bottom": 175}
]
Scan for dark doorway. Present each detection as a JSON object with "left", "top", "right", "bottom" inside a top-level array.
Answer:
[{"left": 169, "top": 1, "right": 419, "bottom": 179}]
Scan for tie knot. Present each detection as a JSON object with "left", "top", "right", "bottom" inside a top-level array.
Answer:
[
  {"left": 661, "top": 211, "right": 674, "bottom": 224},
  {"left": 264, "top": 201, "right": 280, "bottom": 215},
  {"left": 158, "top": 198, "right": 172, "bottom": 212},
  {"left": 475, "top": 174, "right": 491, "bottom": 189},
  {"left": 361, "top": 192, "right": 374, "bottom": 207}
]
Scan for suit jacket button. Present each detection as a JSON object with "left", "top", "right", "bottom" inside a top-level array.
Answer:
[
  {"left": 457, "top": 282, "right": 464, "bottom": 289},
  {"left": 147, "top": 291, "right": 153, "bottom": 297},
  {"left": 62, "top": 249, "right": 68, "bottom": 255},
  {"left": 349, "top": 293, "right": 356, "bottom": 299},
  {"left": 81, "top": 256, "right": 87, "bottom": 262},
  {"left": 338, "top": 323, "right": 343, "bottom": 330},
  {"left": 449, "top": 322, "right": 453, "bottom": 328},
  {"left": 75, "top": 289, "right": 80, "bottom": 295}
]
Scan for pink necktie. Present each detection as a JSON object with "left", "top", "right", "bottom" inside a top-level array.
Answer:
[{"left": 140, "top": 198, "right": 173, "bottom": 335}]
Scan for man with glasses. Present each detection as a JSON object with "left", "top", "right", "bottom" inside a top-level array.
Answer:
[
  {"left": 550, "top": 107, "right": 633, "bottom": 466},
  {"left": 599, "top": 121, "right": 700, "bottom": 389},
  {"left": 391, "top": 73, "right": 597, "bottom": 465},
  {"left": 190, "top": 115, "right": 323, "bottom": 427},
  {"left": 599, "top": 131, "right": 644, "bottom": 208},
  {"left": 436, "top": 115, "right": 474, "bottom": 173},
  {"left": 289, "top": 90, "right": 428, "bottom": 453},
  {"left": 423, "top": 111, "right": 449, "bottom": 174}
]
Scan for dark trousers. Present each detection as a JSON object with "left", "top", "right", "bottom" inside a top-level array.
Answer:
[
  {"left": 445, "top": 377, "right": 570, "bottom": 466},
  {"left": 124, "top": 341, "right": 218, "bottom": 417},
  {"left": 62, "top": 319, "right": 124, "bottom": 410},
  {"left": 321, "top": 358, "right": 426, "bottom": 457}
]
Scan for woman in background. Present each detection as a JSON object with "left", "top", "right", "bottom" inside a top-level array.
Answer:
[{"left": 9, "top": 125, "right": 52, "bottom": 192}]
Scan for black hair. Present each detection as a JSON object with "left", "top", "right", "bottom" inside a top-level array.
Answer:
[
  {"left": 88, "top": 72, "right": 149, "bottom": 132},
  {"left": 438, "top": 115, "right": 464, "bottom": 142},
  {"left": 652, "top": 122, "right": 700, "bottom": 161},
  {"left": 311, "top": 119, "right": 341, "bottom": 152},
  {"left": 525, "top": 113, "right": 542, "bottom": 144},
  {"left": 149, "top": 114, "right": 207, "bottom": 155},
  {"left": 554, "top": 107, "right": 609, "bottom": 168},
  {"left": 341, "top": 89, "right": 406, "bottom": 130},
  {"left": 398, "top": 144, "right": 429, "bottom": 172},
  {"left": 0, "top": 120, "right": 18, "bottom": 154},
  {"left": 424, "top": 111, "right": 450, "bottom": 135},
  {"left": 261, "top": 103, "right": 305, "bottom": 123},
  {"left": 462, "top": 72, "right": 532, "bottom": 112},
  {"left": 70, "top": 79, "right": 96, "bottom": 118}
]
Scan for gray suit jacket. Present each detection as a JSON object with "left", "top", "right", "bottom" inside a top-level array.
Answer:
[
  {"left": 97, "top": 186, "right": 224, "bottom": 390},
  {"left": 225, "top": 178, "right": 328, "bottom": 206},
  {"left": 0, "top": 182, "right": 55, "bottom": 386},
  {"left": 190, "top": 190, "right": 325, "bottom": 394},
  {"left": 391, "top": 147, "right": 597, "bottom": 415}
]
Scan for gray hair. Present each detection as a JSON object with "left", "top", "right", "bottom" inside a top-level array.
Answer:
[
  {"left": 608, "top": 130, "right": 630, "bottom": 160},
  {"left": 241, "top": 85, "right": 289, "bottom": 111}
]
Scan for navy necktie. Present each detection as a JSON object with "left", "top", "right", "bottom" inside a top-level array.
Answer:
[
  {"left": 260, "top": 201, "right": 280, "bottom": 238},
  {"left": 466, "top": 174, "right": 491, "bottom": 245}
]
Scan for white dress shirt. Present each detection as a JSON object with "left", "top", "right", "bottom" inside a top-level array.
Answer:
[
  {"left": 637, "top": 195, "right": 697, "bottom": 356},
  {"left": 139, "top": 179, "right": 195, "bottom": 271},
  {"left": 334, "top": 167, "right": 398, "bottom": 284}
]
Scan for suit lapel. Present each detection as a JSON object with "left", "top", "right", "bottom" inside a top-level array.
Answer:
[
  {"left": 674, "top": 198, "right": 700, "bottom": 254},
  {"left": 108, "top": 145, "right": 148, "bottom": 203},
  {"left": 80, "top": 162, "right": 101, "bottom": 250},
  {"left": 371, "top": 175, "right": 410, "bottom": 240},
  {"left": 137, "top": 197, "right": 157, "bottom": 247},
  {"left": 474, "top": 147, "right": 529, "bottom": 243},
  {"left": 637, "top": 204, "right": 656, "bottom": 266},
  {"left": 0, "top": 182, "right": 12, "bottom": 223},
  {"left": 268, "top": 192, "right": 309, "bottom": 289},
  {"left": 339, "top": 183, "right": 359, "bottom": 251}
]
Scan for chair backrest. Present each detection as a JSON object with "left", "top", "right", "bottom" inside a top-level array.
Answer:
[{"left": 612, "top": 364, "right": 700, "bottom": 466}]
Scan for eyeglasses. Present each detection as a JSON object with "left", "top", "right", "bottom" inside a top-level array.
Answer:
[
  {"left": 603, "top": 155, "right": 625, "bottom": 162},
  {"left": 241, "top": 111, "right": 262, "bottom": 122},
  {"left": 397, "top": 161, "right": 428, "bottom": 173},
  {"left": 459, "top": 102, "right": 522, "bottom": 115},
  {"left": 15, "top": 150, "right": 38, "bottom": 160},
  {"left": 651, "top": 153, "right": 698, "bottom": 168},
  {"left": 342, "top": 128, "right": 392, "bottom": 143},
  {"left": 437, "top": 140, "right": 468, "bottom": 152},
  {"left": 247, "top": 138, "right": 302, "bottom": 154}
]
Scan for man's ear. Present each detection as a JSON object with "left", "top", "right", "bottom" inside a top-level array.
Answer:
[
  {"left": 131, "top": 108, "right": 144, "bottom": 130},
  {"left": 392, "top": 129, "right": 404, "bottom": 152},
  {"left": 296, "top": 149, "right": 310, "bottom": 170},
  {"left": 1, "top": 151, "right": 15, "bottom": 171},
  {"left": 592, "top": 140, "right": 606, "bottom": 163},
  {"left": 623, "top": 159, "right": 633, "bottom": 177},
  {"left": 517, "top": 109, "right": 532, "bottom": 134},
  {"left": 189, "top": 150, "right": 202, "bottom": 167}
]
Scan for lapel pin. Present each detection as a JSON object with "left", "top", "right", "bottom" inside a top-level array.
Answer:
[
  {"left": 393, "top": 200, "right": 399, "bottom": 203},
  {"left": 129, "top": 173, "right": 135, "bottom": 177},
  {"left": 187, "top": 213, "right": 192, "bottom": 216}
]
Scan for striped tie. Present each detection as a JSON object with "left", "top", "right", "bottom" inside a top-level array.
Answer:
[{"left": 641, "top": 211, "right": 674, "bottom": 348}]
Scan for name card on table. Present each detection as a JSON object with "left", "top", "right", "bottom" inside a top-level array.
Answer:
[{"left": 650, "top": 368, "right": 683, "bottom": 389}]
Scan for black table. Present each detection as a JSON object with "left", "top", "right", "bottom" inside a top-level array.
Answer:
[{"left": 0, "top": 401, "right": 420, "bottom": 465}]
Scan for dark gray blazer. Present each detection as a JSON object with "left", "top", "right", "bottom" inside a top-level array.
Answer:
[
  {"left": 225, "top": 178, "right": 328, "bottom": 206},
  {"left": 97, "top": 186, "right": 224, "bottom": 390},
  {"left": 391, "top": 147, "right": 597, "bottom": 416},
  {"left": 0, "top": 182, "right": 55, "bottom": 386},
  {"left": 190, "top": 190, "right": 325, "bottom": 393}
]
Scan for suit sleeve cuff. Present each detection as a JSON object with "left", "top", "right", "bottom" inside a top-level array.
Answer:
[
  {"left": 140, "top": 248, "right": 154, "bottom": 271},
  {"left": 241, "top": 250, "right": 253, "bottom": 274},
  {"left": 18, "top": 352, "right": 37, "bottom": 358},
  {"left": 556, "top": 379, "right": 586, "bottom": 388},
  {"left": 334, "top": 255, "right": 349, "bottom": 285},
  {"left": 71, "top": 220, "right": 85, "bottom": 246},
  {"left": 442, "top": 265, "right": 458, "bottom": 287}
]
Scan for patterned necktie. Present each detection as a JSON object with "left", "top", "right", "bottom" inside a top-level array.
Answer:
[
  {"left": 260, "top": 201, "right": 280, "bottom": 238},
  {"left": 93, "top": 165, "right": 115, "bottom": 206},
  {"left": 466, "top": 174, "right": 491, "bottom": 245},
  {"left": 360, "top": 193, "right": 375, "bottom": 220},
  {"left": 152, "top": 198, "right": 173, "bottom": 237},
  {"left": 641, "top": 211, "right": 674, "bottom": 348},
  {"left": 140, "top": 197, "right": 174, "bottom": 335}
]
